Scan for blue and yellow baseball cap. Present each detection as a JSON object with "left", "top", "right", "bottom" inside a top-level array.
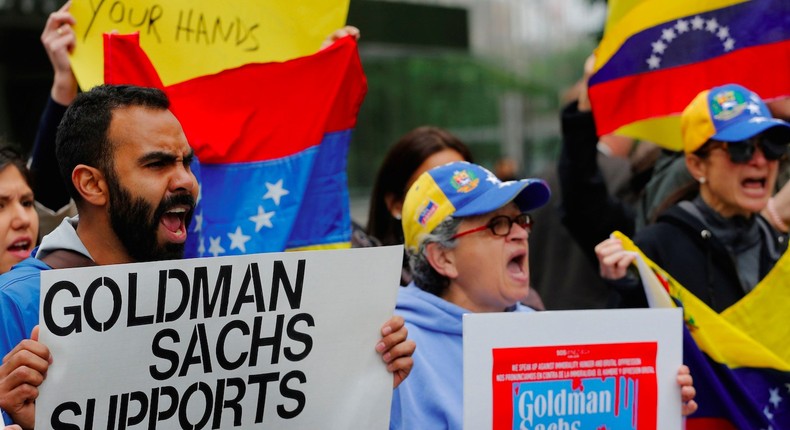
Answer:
[
  {"left": 402, "top": 161, "right": 550, "bottom": 253},
  {"left": 681, "top": 83, "right": 790, "bottom": 153}
]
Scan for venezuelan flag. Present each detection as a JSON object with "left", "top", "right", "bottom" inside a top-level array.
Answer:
[
  {"left": 589, "top": 0, "right": 790, "bottom": 150},
  {"left": 104, "top": 33, "right": 367, "bottom": 255},
  {"left": 615, "top": 231, "right": 790, "bottom": 429}
]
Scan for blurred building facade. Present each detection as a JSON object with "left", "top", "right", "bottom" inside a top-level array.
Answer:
[{"left": 346, "top": 0, "right": 604, "bottom": 221}]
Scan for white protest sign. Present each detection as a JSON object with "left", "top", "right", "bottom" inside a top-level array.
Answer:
[
  {"left": 464, "top": 308, "right": 683, "bottom": 430},
  {"left": 36, "top": 246, "right": 402, "bottom": 429}
]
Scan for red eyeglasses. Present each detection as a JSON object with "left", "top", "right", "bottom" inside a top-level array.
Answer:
[{"left": 451, "top": 213, "right": 533, "bottom": 239}]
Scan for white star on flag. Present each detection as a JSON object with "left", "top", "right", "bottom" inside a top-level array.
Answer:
[
  {"left": 747, "top": 103, "right": 761, "bottom": 114},
  {"left": 647, "top": 55, "right": 661, "bottom": 69},
  {"left": 675, "top": 19, "right": 690, "bottom": 33},
  {"left": 228, "top": 226, "right": 252, "bottom": 253},
  {"left": 717, "top": 26, "right": 730, "bottom": 40},
  {"left": 706, "top": 18, "right": 719, "bottom": 33},
  {"left": 249, "top": 206, "right": 275, "bottom": 232},
  {"left": 661, "top": 28, "right": 677, "bottom": 42},
  {"left": 208, "top": 236, "right": 225, "bottom": 257},
  {"left": 764, "top": 405, "right": 774, "bottom": 420},
  {"left": 263, "top": 179, "right": 290, "bottom": 206},
  {"left": 769, "top": 387, "right": 782, "bottom": 408},
  {"left": 198, "top": 236, "right": 206, "bottom": 256},
  {"left": 691, "top": 16, "right": 705, "bottom": 30},
  {"left": 724, "top": 39, "right": 735, "bottom": 51},
  {"left": 652, "top": 40, "right": 668, "bottom": 54},
  {"left": 192, "top": 211, "right": 203, "bottom": 233}
]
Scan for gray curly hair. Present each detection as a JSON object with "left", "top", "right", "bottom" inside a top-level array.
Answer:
[{"left": 408, "top": 216, "right": 463, "bottom": 296}]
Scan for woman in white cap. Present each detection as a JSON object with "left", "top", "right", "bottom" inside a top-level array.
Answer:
[
  {"left": 390, "top": 161, "right": 697, "bottom": 429},
  {"left": 597, "top": 84, "right": 790, "bottom": 312}
]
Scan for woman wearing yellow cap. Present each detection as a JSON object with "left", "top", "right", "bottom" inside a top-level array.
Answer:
[
  {"left": 597, "top": 83, "right": 790, "bottom": 312},
  {"left": 390, "top": 161, "right": 697, "bottom": 429}
]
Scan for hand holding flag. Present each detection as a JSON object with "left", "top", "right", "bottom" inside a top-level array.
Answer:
[{"left": 614, "top": 231, "right": 790, "bottom": 428}]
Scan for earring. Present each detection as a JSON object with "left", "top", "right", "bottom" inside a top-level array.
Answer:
[
  {"left": 698, "top": 177, "right": 706, "bottom": 184},
  {"left": 392, "top": 213, "right": 402, "bottom": 220}
]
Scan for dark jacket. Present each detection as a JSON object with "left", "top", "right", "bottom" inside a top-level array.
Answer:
[
  {"left": 558, "top": 102, "right": 636, "bottom": 266},
  {"left": 625, "top": 204, "right": 787, "bottom": 312},
  {"left": 30, "top": 97, "right": 70, "bottom": 211}
]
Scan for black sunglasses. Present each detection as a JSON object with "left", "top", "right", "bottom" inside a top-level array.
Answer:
[
  {"left": 707, "top": 136, "right": 788, "bottom": 164},
  {"left": 451, "top": 213, "right": 533, "bottom": 239}
]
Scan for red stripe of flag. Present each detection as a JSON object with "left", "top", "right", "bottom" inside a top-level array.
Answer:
[
  {"left": 104, "top": 33, "right": 164, "bottom": 89},
  {"left": 167, "top": 38, "right": 366, "bottom": 164},
  {"left": 104, "top": 34, "right": 366, "bottom": 164},
  {"left": 686, "top": 417, "right": 738, "bottom": 430},
  {"left": 589, "top": 40, "right": 790, "bottom": 136}
]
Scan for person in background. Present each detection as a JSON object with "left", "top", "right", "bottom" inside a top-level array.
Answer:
[
  {"left": 364, "top": 127, "right": 472, "bottom": 250},
  {"left": 360, "top": 126, "right": 472, "bottom": 284},
  {"left": 0, "top": 148, "right": 39, "bottom": 274},
  {"left": 390, "top": 161, "right": 697, "bottom": 429},
  {"left": 531, "top": 54, "right": 657, "bottom": 310},
  {"left": 597, "top": 83, "right": 790, "bottom": 312},
  {"left": 558, "top": 54, "right": 670, "bottom": 271},
  {"left": 29, "top": 1, "right": 79, "bottom": 235}
]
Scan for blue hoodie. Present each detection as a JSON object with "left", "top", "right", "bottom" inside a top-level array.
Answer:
[
  {"left": 390, "top": 283, "right": 533, "bottom": 430},
  {"left": 0, "top": 217, "right": 92, "bottom": 425}
]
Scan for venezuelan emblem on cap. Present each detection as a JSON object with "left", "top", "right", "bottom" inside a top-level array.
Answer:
[
  {"left": 711, "top": 89, "right": 746, "bottom": 121},
  {"left": 450, "top": 169, "right": 479, "bottom": 193}
]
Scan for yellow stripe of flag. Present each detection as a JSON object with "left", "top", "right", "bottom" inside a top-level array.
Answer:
[
  {"left": 721, "top": 243, "right": 790, "bottom": 365},
  {"left": 287, "top": 242, "right": 352, "bottom": 252},
  {"left": 613, "top": 231, "right": 790, "bottom": 371}
]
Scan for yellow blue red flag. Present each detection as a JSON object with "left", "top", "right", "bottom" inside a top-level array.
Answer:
[
  {"left": 104, "top": 33, "right": 367, "bottom": 255},
  {"left": 589, "top": 0, "right": 790, "bottom": 150},
  {"left": 614, "top": 231, "right": 790, "bottom": 429}
]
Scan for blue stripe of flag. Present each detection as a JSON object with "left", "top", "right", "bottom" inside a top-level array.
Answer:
[
  {"left": 590, "top": 0, "right": 790, "bottom": 85},
  {"left": 184, "top": 129, "right": 352, "bottom": 257},
  {"left": 286, "top": 129, "right": 352, "bottom": 249}
]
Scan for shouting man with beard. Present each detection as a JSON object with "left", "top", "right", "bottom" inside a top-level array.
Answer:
[{"left": 0, "top": 85, "right": 414, "bottom": 429}]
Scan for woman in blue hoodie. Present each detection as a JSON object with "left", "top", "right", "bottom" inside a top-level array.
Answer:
[{"left": 390, "top": 161, "right": 697, "bottom": 429}]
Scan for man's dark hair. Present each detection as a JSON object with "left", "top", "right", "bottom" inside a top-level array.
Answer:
[{"left": 55, "top": 84, "right": 170, "bottom": 204}]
